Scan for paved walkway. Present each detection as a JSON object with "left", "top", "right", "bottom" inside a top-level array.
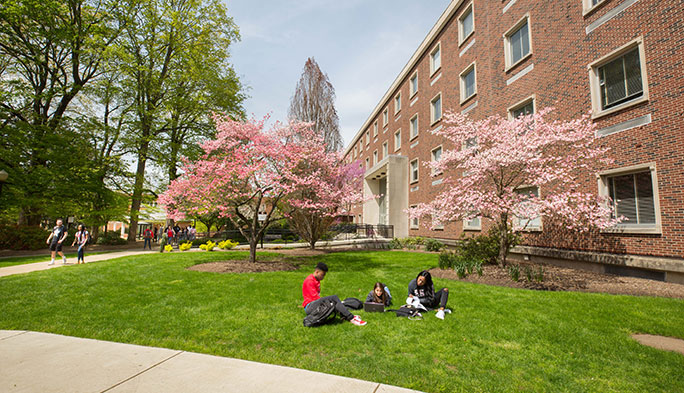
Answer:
[
  {"left": 0, "top": 250, "right": 158, "bottom": 278},
  {"left": 0, "top": 330, "right": 421, "bottom": 393}
]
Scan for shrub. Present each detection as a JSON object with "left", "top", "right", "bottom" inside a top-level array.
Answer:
[
  {"left": 192, "top": 237, "right": 210, "bottom": 246},
  {"left": 388, "top": 238, "right": 404, "bottom": 249},
  {"left": 96, "top": 231, "right": 128, "bottom": 246},
  {"left": 164, "top": 244, "right": 173, "bottom": 252},
  {"left": 508, "top": 264, "right": 520, "bottom": 282},
  {"left": 199, "top": 240, "right": 216, "bottom": 251},
  {"left": 0, "top": 224, "right": 51, "bottom": 250},
  {"left": 179, "top": 242, "right": 192, "bottom": 251},
  {"left": 218, "top": 239, "right": 238, "bottom": 250},
  {"left": 534, "top": 266, "right": 545, "bottom": 282},
  {"left": 439, "top": 251, "right": 483, "bottom": 278},
  {"left": 424, "top": 238, "right": 444, "bottom": 252}
]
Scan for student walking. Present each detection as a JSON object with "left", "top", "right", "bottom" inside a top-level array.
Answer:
[
  {"left": 407, "top": 270, "right": 450, "bottom": 320},
  {"left": 143, "top": 227, "right": 153, "bottom": 250},
  {"left": 302, "top": 262, "right": 367, "bottom": 326},
  {"left": 71, "top": 224, "right": 89, "bottom": 264},
  {"left": 46, "top": 219, "right": 69, "bottom": 265}
]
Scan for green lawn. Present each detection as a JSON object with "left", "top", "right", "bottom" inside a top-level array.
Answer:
[
  {"left": 0, "top": 251, "right": 682, "bottom": 392},
  {"left": 0, "top": 251, "right": 111, "bottom": 267}
]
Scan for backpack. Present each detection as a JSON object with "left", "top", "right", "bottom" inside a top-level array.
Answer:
[
  {"left": 388, "top": 305, "right": 423, "bottom": 319},
  {"left": 341, "top": 297, "right": 363, "bottom": 310},
  {"left": 303, "top": 300, "right": 337, "bottom": 327}
]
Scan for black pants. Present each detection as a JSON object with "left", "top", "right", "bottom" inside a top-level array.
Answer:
[
  {"left": 423, "top": 288, "right": 448, "bottom": 309},
  {"left": 305, "top": 295, "right": 353, "bottom": 321}
]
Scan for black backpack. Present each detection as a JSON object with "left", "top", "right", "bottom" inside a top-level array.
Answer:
[
  {"left": 389, "top": 305, "right": 423, "bottom": 319},
  {"left": 342, "top": 297, "right": 363, "bottom": 310},
  {"left": 303, "top": 300, "right": 337, "bottom": 327}
]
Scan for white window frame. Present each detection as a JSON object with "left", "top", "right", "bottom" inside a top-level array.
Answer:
[
  {"left": 383, "top": 108, "right": 389, "bottom": 127},
  {"left": 429, "top": 42, "right": 441, "bottom": 76},
  {"left": 463, "top": 215, "right": 481, "bottom": 231},
  {"left": 373, "top": 121, "right": 378, "bottom": 137},
  {"left": 507, "top": 95, "right": 536, "bottom": 119},
  {"left": 458, "top": 2, "right": 475, "bottom": 46},
  {"left": 365, "top": 131, "right": 370, "bottom": 145},
  {"left": 409, "top": 159, "right": 419, "bottom": 184},
  {"left": 431, "top": 145, "right": 443, "bottom": 176},
  {"left": 353, "top": 146, "right": 357, "bottom": 159},
  {"left": 583, "top": 0, "right": 607, "bottom": 16},
  {"left": 430, "top": 92, "right": 442, "bottom": 125},
  {"left": 365, "top": 157, "right": 370, "bottom": 169},
  {"left": 409, "top": 114, "right": 419, "bottom": 140},
  {"left": 587, "top": 37, "right": 649, "bottom": 120},
  {"left": 394, "top": 129, "right": 402, "bottom": 151},
  {"left": 597, "top": 162, "right": 661, "bottom": 234},
  {"left": 513, "top": 185, "right": 543, "bottom": 232},
  {"left": 373, "top": 150, "right": 378, "bottom": 165},
  {"left": 503, "top": 14, "right": 532, "bottom": 71},
  {"left": 382, "top": 141, "right": 388, "bottom": 159},
  {"left": 410, "top": 205, "right": 419, "bottom": 229},
  {"left": 394, "top": 92, "right": 402, "bottom": 114},
  {"left": 459, "top": 62, "right": 477, "bottom": 104},
  {"left": 409, "top": 71, "right": 418, "bottom": 97}
]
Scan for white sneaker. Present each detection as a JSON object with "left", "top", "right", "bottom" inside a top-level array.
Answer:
[
  {"left": 48, "top": 260, "right": 55, "bottom": 265},
  {"left": 445, "top": 309, "right": 452, "bottom": 314},
  {"left": 349, "top": 315, "right": 367, "bottom": 326},
  {"left": 435, "top": 309, "right": 445, "bottom": 320}
]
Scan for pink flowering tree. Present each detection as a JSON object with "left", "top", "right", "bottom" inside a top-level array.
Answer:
[
  {"left": 410, "top": 108, "right": 621, "bottom": 266},
  {"left": 159, "top": 115, "right": 362, "bottom": 261}
]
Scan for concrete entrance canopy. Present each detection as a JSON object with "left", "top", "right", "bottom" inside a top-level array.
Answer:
[{"left": 363, "top": 155, "right": 409, "bottom": 238}]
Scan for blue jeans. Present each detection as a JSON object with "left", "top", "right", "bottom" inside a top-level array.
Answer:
[{"left": 143, "top": 238, "right": 152, "bottom": 250}]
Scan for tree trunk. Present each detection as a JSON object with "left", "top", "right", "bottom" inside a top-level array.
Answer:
[
  {"left": 498, "top": 214, "right": 510, "bottom": 267},
  {"left": 249, "top": 237, "right": 258, "bottom": 263},
  {"left": 128, "top": 140, "right": 149, "bottom": 243}
]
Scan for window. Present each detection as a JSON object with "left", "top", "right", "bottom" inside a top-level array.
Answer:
[
  {"left": 460, "top": 63, "right": 477, "bottom": 103},
  {"left": 394, "top": 130, "right": 401, "bottom": 151},
  {"left": 598, "top": 163, "right": 660, "bottom": 233},
  {"left": 365, "top": 157, "right": 370, "bottom": 169},
  {"left": 514, "top": 186, "right": 541, "bottom": 230},
  {"left": 588, "top": 38, "right": 648, "bottom": 118},
  {"left": 365, "top": 131, "right": 370, "bottom": 145},
  {"left": 409, "top": 72, "right": 418, "bottom": 97},
  {"left": 430, "top": 43, "right": 441, "bottom": 75},
  {"left": 458, "top": 2, "right": 474, "bottom": 45},
  {"left": 410, "top": 114, "right": 419, "bottom": 139},
  {"left": 463, "top": 216, "right": 481, "bottom": 230},
  {"left": 373, "top": 150, "right": 378, "bottom": 165},
  {"left": 383, "top": 108, "right": 389, "bottom": 126},
  {"left": 394, "top": 93, "right": 402, "bottom": 114},
  {"left": 358, "top": 141, "right": 363, "bottom": 152},
  {"left": 410, "top": 205, "right": 419, "bottom": 229},
  {"left": 373, "top": 121, "right": 378, "bottom": 137},
  {"left": 382, "top": 142, "right": 388, "bottom": 158},
  {"left": 431, "top": 146, "right": 442, "bottom": 175},
  {"left": 509, "top": 96, "right": 535, "bottom": 119},
  {"left": 504, "top": 15, "right": 531, "bottom": 69},
  {"left": 353, "top": 146, "right": 357, "bottom": 158},
  {"left": 430, "top": 93, "right": 442, "bottom": 124},
  {"left": 583, "top": 0, "right": 605, "bottom": 14},
  {"left": 410, "top": 159, "right": 419, "bottom": 183}
]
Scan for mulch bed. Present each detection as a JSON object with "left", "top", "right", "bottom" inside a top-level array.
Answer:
[
  {"left": 188, "top": 260, "right": 298, "bottom": 274},
  {"left": 431, "top": 262, "right": 684, "bottom": 299}
]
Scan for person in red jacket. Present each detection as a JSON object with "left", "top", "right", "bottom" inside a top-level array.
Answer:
[{"left": 302, "top": 262, "right": 367, "bottom": 326}]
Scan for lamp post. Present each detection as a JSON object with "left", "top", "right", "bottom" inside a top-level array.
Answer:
[{"left": 0, "top": 170, "right": 8, "bottom": 197}]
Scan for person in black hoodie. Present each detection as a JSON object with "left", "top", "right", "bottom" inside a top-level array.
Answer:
[{"left": 407, "top": 270, "right": 450, "bottom": 320}]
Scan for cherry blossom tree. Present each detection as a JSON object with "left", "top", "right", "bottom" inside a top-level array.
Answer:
[
  {"left": 159, "top": 115, "right": 362, "bottom": 261},
  {"left": 410, "top": 108, "right": 621, "bottom": 266}
]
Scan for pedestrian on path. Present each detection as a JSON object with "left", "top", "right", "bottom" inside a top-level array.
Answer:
[
  {"left": 143, "top": 227, "right": 153, "bottom": 250},
  {"left": 46, "top": 219, "right": 68, "bottom": 265},
  {"left": 70, "top": 224, "right": 90, "bottom": 264}
]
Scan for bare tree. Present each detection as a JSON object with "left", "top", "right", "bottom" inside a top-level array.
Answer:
[{"left": 288, "top": 58, "right": 343, "bottom": 152}]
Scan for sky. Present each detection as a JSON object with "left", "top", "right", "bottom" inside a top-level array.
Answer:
[{"left": 226, "top": 0, "right": 452, "bottom": 149}]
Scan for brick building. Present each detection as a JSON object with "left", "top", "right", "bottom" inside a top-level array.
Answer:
[{"left": 342, "top": 0, "right": 684, "bottom": 282}]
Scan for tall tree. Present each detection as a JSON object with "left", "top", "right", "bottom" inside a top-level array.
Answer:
[
  {"left": 115, "top": 0, "right": 243, "bottom": 242},
  {"left": 288, "top": 57, "right": 343, "bottom": 152},
  {"left": 410, "top": 108, "right": 622, "bottom": 266}
]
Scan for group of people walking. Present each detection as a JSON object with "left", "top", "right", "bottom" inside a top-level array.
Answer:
[
  {"left": 46, "top": 219, "right": 90, "bottom": 265},
  {"left": 142, "top": 224, "right": 197, "bottom": 250},
  {"left": 302, "top": 262, "right": 449, "bottom": 326}
]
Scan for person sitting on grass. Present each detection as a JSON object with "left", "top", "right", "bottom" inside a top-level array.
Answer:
[
  {"left": 407, "top": 270, "right": 451, "bottom": 320},
  {"left": 365, "top": 282, "right": 392, "bottom": 306},
  {"left": 302, "top": 262, "right": 367, "bottom": 326}
]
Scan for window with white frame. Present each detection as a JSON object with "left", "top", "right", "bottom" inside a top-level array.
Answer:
[
  {"left": 358, "top": 141, "right": 363, "bottom": 152},
  {"left": 382, "top": 141, "right": 388, "bottom": 158},
  {"left": 410, "top": 205, "right": 419, "bottom": 229},
  {"left": 373, "top": 121, "right": 378, "bottom": 137},
  {"left": 504, "top": 16, "right": 531, "bottom": 69},
  {"left": 394, "top": 129, "right": 401, "bottom": 151},
  {"left": 353, "top": 146, "right": 357, "bottom": 158},
  {"left": 430, "top": 93, "right": 442, "bottom": 124},
  {"left": 431, "top": 146, "right": 442, "bottom": 175},
  {"left": 365, "top": 157, "right": 370, "bottom": 169},
  {"left": 458, "top": 2, "right": 474, "bottom": 44},
  {"left": 410, "top": 114, "right": 419, "bottom": 139},
  {"left": 514, "top": 186, "right": 541, "bottom": 230},
  {"left": 463, "top": 215, "right": 481, "bottom": 230},
  {"left": 373, "top": 150, "right": 378, "bottom": 165},
  {"left": 432, "top": 217, "right": 444, "bottom": 231},
  {"left": 409, "top": 72, "right": 418, "bottom": 97},
  {"left": 583, "top": 0, "right": 605, "bottom": 13},
  {"left": 394, "top": 93, "right": 401, "bottom": 114},
  {"left": 509, "top": 97, "right": 534, "bottom": 118},
  {"left": 460, "top": 63, "right": 477, "bottom": 102},
  {"left": 598, "top": 164, "right": 660, "bottom": 233},
  {"left": 365, "top": 131, "right": 370, "bottom": 145},
  {"left": 588, "top": 39, "right": 647, "bottom": 118},
  {"left": 430, "top": 43, "right": 441, "bottom": 75},
  {"left": 383, "top": 108, "right": 389, "bottom": 126},
  {"left": 410, "top": 159, "right": 419, "bottom": 183}
]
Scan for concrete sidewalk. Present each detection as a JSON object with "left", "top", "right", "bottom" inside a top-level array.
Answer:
[
  {"left": 0, "top": 250, "right": 158, "bottom": 278},
  {"left": 0, "top": 331, "right": 422, "bottom": 393}
]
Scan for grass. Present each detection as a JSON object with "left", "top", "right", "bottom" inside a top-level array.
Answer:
[
  {"left": 0, "top": 251, "right": 111, "bottom": 267},
  {"left": 0, "top": 250, "right": 683, "bottom": 392}
]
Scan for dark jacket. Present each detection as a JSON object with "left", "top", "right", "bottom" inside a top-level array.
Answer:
[
  {"left": 365, "top": 285, "right": 393, "bottom": 306},
  {"left": 408, "top": 278, "right": 435, "bottom": 306}
]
